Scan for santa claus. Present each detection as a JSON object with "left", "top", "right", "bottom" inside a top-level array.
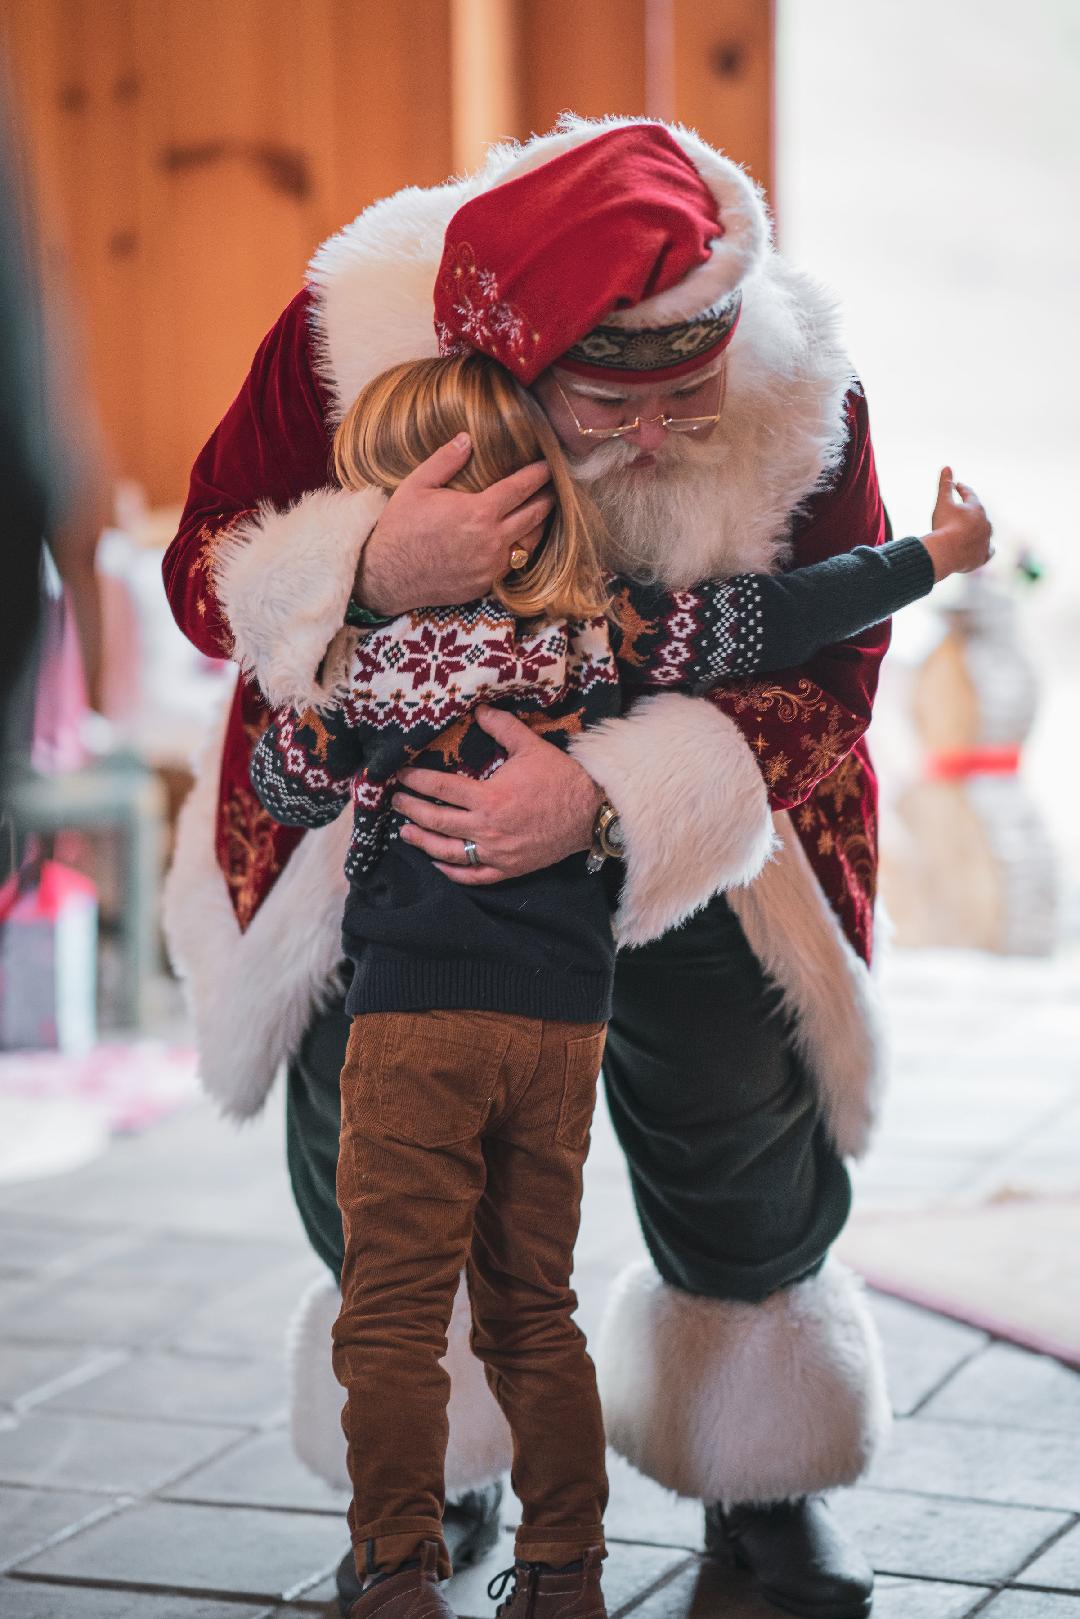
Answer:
[{"left": 164, "top": 116, "right": 899, "bottom": 1619}]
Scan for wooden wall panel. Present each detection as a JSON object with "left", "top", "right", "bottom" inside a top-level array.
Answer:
[
  {"left": 518, "top": 0, "right": 647, "bottom": 136},
  {"left": 326, "top": 0, "right": 454, "bottom": 221},
  {"left": 0, "top": 0, "right": 771, "bottom": 507},
  {"left": 516, "top": 0, "right": 772, "bottom": 194},
  {"left": 125, "top": 0, "right": 345, "bottom": 501},
  {"left": 2, "top": 0, "right": 147, "bottom": 476},
  {"left": 672, "top": 0, "right": 773, "bottom": 196},
  {"left": 450, "top": 0, "right": 522, "bottom": 171},
  {"left": 1, "top": 0, "right": 455, "bottom": 504}
]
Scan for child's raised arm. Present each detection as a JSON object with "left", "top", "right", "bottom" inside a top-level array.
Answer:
[{"left": 616, "top": 469, "right": 992, "bottom": 692}]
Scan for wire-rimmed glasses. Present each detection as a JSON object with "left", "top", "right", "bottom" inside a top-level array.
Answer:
[{"left": 552, "top": 362, "right": 727, "bottom": 441}]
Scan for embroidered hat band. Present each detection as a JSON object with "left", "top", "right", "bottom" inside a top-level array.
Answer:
[{"left": 558, "top": 291, "right": 742, "bottom": 383}]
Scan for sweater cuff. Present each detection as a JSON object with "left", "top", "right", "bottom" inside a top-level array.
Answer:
[{"left": 884, "top": 534, "right": 937, "bottom": 606}]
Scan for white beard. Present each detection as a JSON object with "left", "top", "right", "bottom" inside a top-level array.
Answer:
[{"left": 572, "top": 433, "right": 756, "bottom": 588}]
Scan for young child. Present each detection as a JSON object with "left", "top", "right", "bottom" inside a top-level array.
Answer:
[{"left": 250, "top": 352, "right": 989, "bottom": 1619}]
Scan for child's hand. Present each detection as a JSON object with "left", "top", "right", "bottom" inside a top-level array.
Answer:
[{"left": 922, "top": 467, "right": 994, "bottom": 582}]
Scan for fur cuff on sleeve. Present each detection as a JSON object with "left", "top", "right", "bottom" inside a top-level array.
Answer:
[
  {"left": 569, "top": 692, "right": 776, "bottom": 947},
  {"left": 213, "top": 484, "right": 387, "bottom": 710}
]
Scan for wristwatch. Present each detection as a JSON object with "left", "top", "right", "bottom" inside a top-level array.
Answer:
[{"left": 586, "top": 797, "right": 625, "bottom": 874}]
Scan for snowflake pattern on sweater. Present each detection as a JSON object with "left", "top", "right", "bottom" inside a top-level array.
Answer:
[{"left": 250, "top": 574, "right": 764, "bottom": 881}]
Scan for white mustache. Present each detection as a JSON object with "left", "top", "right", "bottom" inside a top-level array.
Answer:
[{"left": 571, "top": 432, "right": 696, "bottom": 483}]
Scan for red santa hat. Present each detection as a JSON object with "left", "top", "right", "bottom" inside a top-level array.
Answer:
[{"left": 433, "top": 122, "right": 766, "bottom": 386}]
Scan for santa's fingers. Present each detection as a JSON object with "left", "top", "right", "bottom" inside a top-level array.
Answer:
[
  {"left": 393, "top": 791, "right": 472, "bottom": 837},
  {"left": 498, "top": 497, "right": 552, "bottom": 550},
  {"left": 481, "top": 457, "right": 552, "bottom": 519},
  {"left": 399, "top": 822, "right": 490, "bottom": 868},
  {"left": 395, "top": 767, "right": 484, "bottom": 809}
]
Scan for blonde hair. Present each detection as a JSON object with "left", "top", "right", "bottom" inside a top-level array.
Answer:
[{"left": 333, "top": 353, "right": 610, "bottom": 622}]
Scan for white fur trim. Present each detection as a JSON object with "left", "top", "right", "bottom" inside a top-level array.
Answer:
[
  {"left": 162, "top": 687, "right": 351, "bottom": 1120},
  {"left": 569, "top": 692, "right": 776, "bottom": 947},
  {"left": 596, "top": 1259, "right": 891, "bottom": 1506},
  {"left": 308, "top": 137, "right": 851, "bottom": 579},
  {"left": 289, "top": 1273, "right": 511, "bottom": 1492},
  {"left": 568, "top": 691, "right": 885, "bottom": 1155},
  {"left": 486, "top": 115, "right": 769, "bottom": 330},
  {"left": 213, "top": 484, "right": 386, "bottom": 711},
  {"left": 289, "top": 1274, "right": 350, "bottom": 1491},
  {"left": 727, "top": 813, "right": 887, "bottom": 1160},
  {"left": 308, "top": 176, "right": 473, "bottom": 421},
  {"left": 708, "top": 260, "right": 853, "bottom": 577}
]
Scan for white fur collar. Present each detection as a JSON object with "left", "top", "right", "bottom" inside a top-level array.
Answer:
[{"left": 307, "top": 115, "right": 855, "bottom": 580}]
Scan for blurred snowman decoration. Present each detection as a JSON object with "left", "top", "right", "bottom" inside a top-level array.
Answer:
[{"left": 886, "top": 550, "right": 1057, "bottom": 955}]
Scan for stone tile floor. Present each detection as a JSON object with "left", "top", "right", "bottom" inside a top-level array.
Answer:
[
  {"left": 0, "top": 946, "right": 1078, "bottom": 1617},
  {"left": 853, "top": 946, "right": 1080, "bottom": 1214}
]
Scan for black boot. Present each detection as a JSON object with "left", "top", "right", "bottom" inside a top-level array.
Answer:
[
  {"left": 703, "top": 1497, "right": 873, "bottom": 1619},
  {"left": 336, "top": 1481, "right": 504, "bottom": 1614}
]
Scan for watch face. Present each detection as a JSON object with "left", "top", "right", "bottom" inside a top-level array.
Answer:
[{"left": 605, "top": 815, "right": 626, "bottom": 857}]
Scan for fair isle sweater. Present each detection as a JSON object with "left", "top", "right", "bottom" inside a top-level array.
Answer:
[{"left": 250, "top": 535, "right": 933, "bottom": 1022}]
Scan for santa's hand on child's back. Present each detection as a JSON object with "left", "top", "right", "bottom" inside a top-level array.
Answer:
[{"left": 923, "top": 466, "right": 994, "bottom": 581}]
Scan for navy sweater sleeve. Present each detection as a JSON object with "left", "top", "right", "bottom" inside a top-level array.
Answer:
[
  {"left": 616, "top": 535, "right": 934, "bottom": 691},
  {"left": 741, "top": 534, "right": 934, "bottom": 676}
]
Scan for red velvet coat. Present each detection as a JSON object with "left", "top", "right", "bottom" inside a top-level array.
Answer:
[{"left": 164, "top": 285, "right": 889, "bottom": 963}]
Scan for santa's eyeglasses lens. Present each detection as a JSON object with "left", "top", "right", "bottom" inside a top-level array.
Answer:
[{"left": 553, "top": 366, "right": 727, "bottom": 440}]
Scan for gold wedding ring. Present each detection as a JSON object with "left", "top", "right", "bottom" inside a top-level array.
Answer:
[{"left": 508, "top": 545, "right": 530, "bottom": 571}]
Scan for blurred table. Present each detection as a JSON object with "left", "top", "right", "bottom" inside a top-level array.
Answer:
[{"left": 10, "top": 752, "right": 164, "bottom": 1028}]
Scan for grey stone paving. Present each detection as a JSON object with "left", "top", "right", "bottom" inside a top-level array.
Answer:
[
  {"left": 852, "top": 947, "right": 1080, "bottom": 1213},
  {"left": 0, "top": 1079, "right": 1076, "bottom": 1619}
]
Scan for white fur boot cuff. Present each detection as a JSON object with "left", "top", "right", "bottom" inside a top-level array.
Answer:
[
  {"left": 595, "top": 1258, "right": 891, "bottom": 1507},
  {"left": 287, "top": 1273, "right": 512, "bottom": 1493}
]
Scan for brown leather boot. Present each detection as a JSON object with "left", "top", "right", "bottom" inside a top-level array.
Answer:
[
  {"left": 347, "top": 1540, "right": 457, "bottom": 1619},
  {"left": 486, "top": 1546, "right": 606, "bottom": 1619}
]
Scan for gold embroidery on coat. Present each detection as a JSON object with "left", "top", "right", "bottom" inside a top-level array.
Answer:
[
  {"left": 763, "top": 751, "right": 790, "bottom": 787},
  {"left": 816, "top": 751, "right": 865, "bottom": 813},
  {"left": 726, "top": 679, "right": 830, "bottom": 725},
  {"left": 221, "top": 786, "right": 282, "bottom": 932},
  {"left": 785, "top": 709, "right": 862, "bottom": 800},
  {"left": 191, "top": 515, "right": 253, "bottom": 657}
]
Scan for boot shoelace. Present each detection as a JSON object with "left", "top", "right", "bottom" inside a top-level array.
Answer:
[{"left": 487, "top": 1563, "right": 540, "bottom": 1619}]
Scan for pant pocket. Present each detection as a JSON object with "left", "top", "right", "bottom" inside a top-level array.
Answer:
[
  {"left": 556, "top": 1026, "right": 607, "bottom": 1152},
  {"left": 373, "top": 1011, "right": 511, "bottom": 1148}
]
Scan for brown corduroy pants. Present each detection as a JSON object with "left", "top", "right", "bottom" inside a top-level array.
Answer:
[{"left": 332, "top": 1008, "right": 610, "bottom": 1581}]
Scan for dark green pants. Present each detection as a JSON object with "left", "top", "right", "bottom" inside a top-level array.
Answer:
[{"left": 285, "top": 895, "right": 851, "bottom": 1303}]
